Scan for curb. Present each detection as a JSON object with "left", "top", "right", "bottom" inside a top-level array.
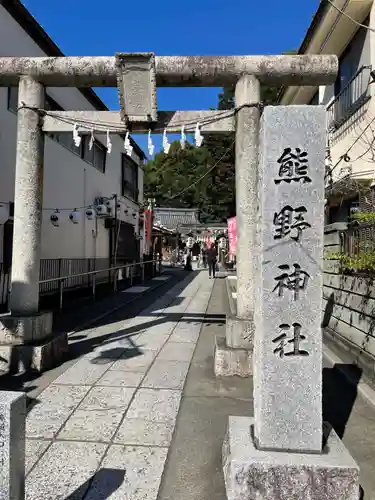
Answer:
[
  {"left": 66, "top": 272, "right": 172, "bottom": 337},
  {"left": 323, "top": 345, "right": 375, "bottom": 411},
  {"left": 225, "top": 276, "right": 236, "bottom": 317}
]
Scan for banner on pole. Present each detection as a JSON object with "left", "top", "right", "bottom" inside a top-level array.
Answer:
[
  {"left": 144, "top": 209, "right": 153, "bottom": 253},
  {"left": 227, "top": 217, "right": 237, "bottom": 256}
]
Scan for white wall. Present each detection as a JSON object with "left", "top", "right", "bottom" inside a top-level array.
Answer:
[
  {"left": 325, "top": 4, "right": 375, "bottom": 183},
  {"left": 0, "top": 5, "right": 143, "bottom": 262}
]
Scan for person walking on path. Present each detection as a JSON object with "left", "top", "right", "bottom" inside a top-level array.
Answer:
[
  {"left": 201, "top": 246, "right": 207, "bottom": 269},
  {"left": 206, "top": 243, "right": 217, "bottom": 279}
]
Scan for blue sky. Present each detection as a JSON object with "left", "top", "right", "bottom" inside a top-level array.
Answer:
[{"left": 22, "top": 0, "right": 319, "bottom": 156}]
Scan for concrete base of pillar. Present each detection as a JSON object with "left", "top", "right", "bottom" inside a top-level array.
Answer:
[
  {"left": 0, "top": 331, "right": 68, "bottom": 374},
  {"left": 0, "top": 312, "right": 68, "bottom": 374},
  {"left": 214, "top": 336, "right": 252, "bottom": 377},
  {"left": 226, "top": 314, "right": 254, "bottom": 349},
  {"left": 222, "top": 416, "right": 360, "bottom": 500},
  {"left": 0, "top": 311, "right": 53, "bottom": 344}
]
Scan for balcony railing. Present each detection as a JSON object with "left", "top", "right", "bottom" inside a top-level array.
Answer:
[{"left": 327, "top": 65, "right": 372, "bottom": 131}]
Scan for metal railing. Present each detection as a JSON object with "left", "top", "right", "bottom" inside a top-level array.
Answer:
[
  {"left": 39, "top": 258, "right": 162, "bottom": 310},
  {"left": 39, "top": 257, "right": 109, "bottom": 294},
  {"left": 341, "top": 222, "right": 375, "bottom": 258},
  {"left": 327, "top": 65, "right": 372, "bottom": 132}
]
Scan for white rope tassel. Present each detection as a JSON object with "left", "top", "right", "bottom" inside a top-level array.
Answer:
[
  {"left": 148, "top": 130, "right": 155, "bottom": 156},
  {"left": 106, "top": 130, "right": 112, "bottom": 154},
  {"left": 180, "top": 125, "right": 186, "bottom": 150},
  {"left": 73, "top": 123, "right": 81, "bottom": 148},
  {"left": 124, "top": 132, "right": 133, "bottom": 156},
  {"left": 89, "top": 128, "right": 94, "bottom": 151},
  {"left": 195, "top": 122, "right": 203, "bottom": 147},
  {"left": 163, "top": 129, "right": 171, "bottom": 154}
]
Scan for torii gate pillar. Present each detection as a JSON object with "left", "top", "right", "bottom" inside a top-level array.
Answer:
[{"left": 9, "top": 76, "right": 45, "bottom": 315}]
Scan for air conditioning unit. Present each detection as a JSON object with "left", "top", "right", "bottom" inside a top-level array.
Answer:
[
  {"left": 94, "top": 197, "right": 107, "bottom": 206},
  {"left": 94, "top": 197, "right": 110, "bottom": 218}
]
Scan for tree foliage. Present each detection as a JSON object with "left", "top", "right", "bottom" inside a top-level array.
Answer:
[{"left": 144, "top": 83, "right": 282, "bottom": 223}]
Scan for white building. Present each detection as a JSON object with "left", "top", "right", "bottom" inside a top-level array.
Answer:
[
  {"left": 0, "top": 0, "right": 145, "bottom": 292},
  {"left": 279, "top": 0, "right": 375, "bottom": 223}
]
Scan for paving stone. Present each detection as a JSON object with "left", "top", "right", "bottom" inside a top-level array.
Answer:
[
  {"left": 158, "top": 342, "right": 196, "bottom": 362},
  {"left": 26, "top": 385, "right": 90, "bottom": 439},
  {"left": 82, "top": 344, "right": 127, "bottom": 362},
  {"left": 53, "top": 358, "right": 112, "bottom": 385},
  {"left": 78, "top": 386, "right": 136, "bottom": 410},
  {"left": 141, "top": 360, "right": 190, "bottom": 390},
  {"left": 110, "top": 350, "right": 157, "bottom": 372},
  {"left": 114, "top": 419, "right": 175, "bottom": 447},
  {"left": 127, "top": 315, "right": 156, "bottom": 328},
  {"left": 25, "top": 440, "right": 51, "bottom": 474},
  {"left": 58, "top": 409, "right": 123, "bottom": 443},
  {"left": 84, "top": 444, "right": 168, "bottom": 500},
  {"left": 136, "top": 332, "right": 170, "bottom": 351},
  {"left": 122, "top": 286, "right": 150, "bottom": 293},
  {"left": 141, "top": 321, "right": 176, "bottom": 337},
  {"left": 169, "top": 326, "right": 200, "bottom": 343},
  {"left": 126, "top": 389, "right": 181, "bottom": 422},
  {"left": 96, "top": 370, "right": 144, "bottom": 388},
  {"left": 25, "top": 441, "right": 107, "bottom": 500}
]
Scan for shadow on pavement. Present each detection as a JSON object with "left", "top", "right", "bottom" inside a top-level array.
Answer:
[
  {"left": 322, "top": 363, "right": 361, "bottom": 439},
  {"left": 68, "top": 268, "right": 197, "bottom": 333},
  {"left": 0, "top": 268, "right": 202, "bottom": 405},
  {"left": 323, "top": 364, "right": 367, "bottom": 498},
  {"left": 67, "top": 311, "right": 225, "bottom": 363},
  {"left": 65, "top": 468, "right": 125, "bottom": 499}
]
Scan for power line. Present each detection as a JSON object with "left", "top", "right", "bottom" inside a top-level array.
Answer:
[
  {"left": 326, "top": 0, "right": 375, "bottom": 34},
  {"left": 326, "top": 114, "right": 375, "bottom": 179}
]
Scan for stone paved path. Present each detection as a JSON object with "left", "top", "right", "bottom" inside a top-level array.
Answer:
[{"left": 24, "top": 271, "right": 213, "bottom": 499}]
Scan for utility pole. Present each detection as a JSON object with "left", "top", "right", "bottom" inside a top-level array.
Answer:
[{"left": 147, "top": 198, "right": 156, "bottom": 275}]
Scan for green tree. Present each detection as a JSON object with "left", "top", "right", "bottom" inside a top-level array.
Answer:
[{"left": 144, "top": 82, "right": 283, "bottom": 222}]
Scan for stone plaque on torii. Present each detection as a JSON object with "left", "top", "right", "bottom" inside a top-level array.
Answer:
[{"left": 0, "top": 51, "right": 360, "bottom": 499}]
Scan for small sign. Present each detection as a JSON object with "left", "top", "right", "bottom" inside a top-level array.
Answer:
[{"left": 115, "top": 52, "right": 157, "bottom": 124}]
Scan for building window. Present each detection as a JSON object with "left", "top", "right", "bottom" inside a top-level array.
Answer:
[
  {"left": 122, "top": 154, "right": 139, "bottom": 201},
  {"left": 8, "top": 87, "right": 106, "bottom": 171},
  {"left": 82, "top": 137, "right": 106, "bottom": 172},
  {"left": 7, "top": 87, "right": 64, "bottom": 113},
  {"left": 7, "top": 87, "right": 18, "bottom": 112},
  {"left": 327, "top": 16, "right": 372, "bottom": 130},
  {"left": 45, "top": 95, "right": 64, "bottom": 112},
  {"left": 335, "top": 16, "right": 370, "bottom": 95},
  {"left": 52, "top": 134, "right": 106, "bottom": 172},
  {"left": 309, "top": 92, "right": 319, "bottom": 105},
  {"left": 89, "top": 140, "right": 106, "bottom": 173},
  {"left": 49, "top": 132, "right": 83, "bottom": 157}
]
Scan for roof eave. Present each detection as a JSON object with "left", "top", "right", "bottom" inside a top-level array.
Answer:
[{"left": 277, "top": 0, "right": 331, "bottom": 103}]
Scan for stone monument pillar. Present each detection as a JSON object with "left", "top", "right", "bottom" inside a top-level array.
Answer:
[
  {"left": 0, "top": 391, "right": 26, "bottom": 500},
  {"left": 223, "top": 106, "right": 359, "bottom": 499},
  {"left": 214, "top": 75, "right": 259, "bottom": 377}
]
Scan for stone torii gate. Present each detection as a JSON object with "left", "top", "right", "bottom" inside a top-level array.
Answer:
[{"left": 0, "top": 53, "right": 337, "bottom": 372}]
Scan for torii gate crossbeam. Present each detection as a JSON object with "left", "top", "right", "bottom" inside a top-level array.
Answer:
[{"left": 0, "top": 55, "right": 337, "bottom": 86}]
